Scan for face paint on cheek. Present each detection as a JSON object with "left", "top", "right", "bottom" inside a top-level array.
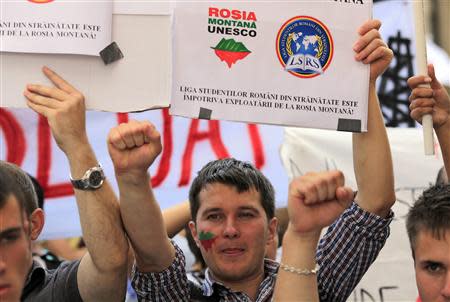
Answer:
[{"left": 199, "top": 231, "right": 217, "bottom": 251}]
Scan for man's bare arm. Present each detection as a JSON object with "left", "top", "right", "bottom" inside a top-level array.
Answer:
[
  {"left": 352, "top": 20, "right": 396, "bottom": 217},
  {"left": 25, "top": 67, "right": 129, "bottom": 302},
  {"left": 108, "top": 120, "right": 175, "bottom": 272}
]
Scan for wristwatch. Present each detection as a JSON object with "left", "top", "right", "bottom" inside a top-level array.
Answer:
[{"left": 70, "top": 164, "right": 105, "bottom": 190}]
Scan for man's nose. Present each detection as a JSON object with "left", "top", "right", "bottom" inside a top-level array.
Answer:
[
  {"left": 0, "top": 258, "right": 6, "bottom": 275},
  {"left": 223, "top": 217, "right": 239, "bottom": 239},
  {"left": 441, "top": 271, "right": 450, "bottom": 298}
]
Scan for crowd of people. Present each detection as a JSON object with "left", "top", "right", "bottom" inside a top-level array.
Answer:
[{"left": 1, "top": 18, "right": 449, "bottom": 302}]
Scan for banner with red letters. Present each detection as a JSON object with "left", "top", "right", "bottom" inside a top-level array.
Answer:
[{"left": 0, "top": 107, "right": 288, "bottom": 239}]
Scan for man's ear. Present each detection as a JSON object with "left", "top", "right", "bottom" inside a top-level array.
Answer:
[
  {"left": 29, "top": 208, "right": 45, "bottom": 240},
  {"left": 267, "top": 217, "right": 278, "bottom": 244},
  {"left": 188, "top": 221, "right": 201, "bottom": 248}
]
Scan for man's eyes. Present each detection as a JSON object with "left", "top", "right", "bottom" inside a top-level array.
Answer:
[
  {"left": 425, "top": 262, "right": 444, "bottom": 274},
  {"left": 205, "top": 211, "right": 255, "bottom": 220},
  {"left": 238, "top": 211, "right": 255, "bottom": 218},
  {"left": 206, "top": 213, "right": 222, "bottom": 221},
  {"left": 0, "top": 233, "right": 20, "bottom": 245}
]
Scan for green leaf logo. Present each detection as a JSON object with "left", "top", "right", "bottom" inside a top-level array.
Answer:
[
  {"left": 211, "top": 38, "right": 252, "bottom": 68},
  {"left": 212, "top": 38, "right": 251, "bottom": 53}
]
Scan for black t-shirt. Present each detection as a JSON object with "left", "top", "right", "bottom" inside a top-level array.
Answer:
[{"left": 21, "top": 260, "right": 82, "bottom": 302}]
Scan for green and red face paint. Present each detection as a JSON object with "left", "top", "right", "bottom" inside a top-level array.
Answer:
[{"left": 198, "top": 231, "right": 217, "bottom": 251}]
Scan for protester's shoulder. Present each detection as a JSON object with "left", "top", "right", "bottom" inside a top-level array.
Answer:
[
  {"left": 47, "top": 259, "right": 80, "bottom": 277},
  {"left": 23, "top": 260, "right": 82, "bottom": 302},
  {"left": 46, "top": 260, "right": 82, "bottom": 301},
  {"left": 131, "top": 242, "right": 191, "bottom": 301}
]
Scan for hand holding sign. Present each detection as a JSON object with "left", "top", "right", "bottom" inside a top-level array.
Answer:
[
  {"left": 24, "top": 66, "right": 88, "bottom": 157},
  {"left": 353, "top": 19, "right": 393, "bottom": 84},
  {"left": 408, "top": 64, "right": 450, "bottom": 129}
]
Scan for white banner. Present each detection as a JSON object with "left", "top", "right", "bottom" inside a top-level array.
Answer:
[
  {"left": 0, "top": 107, "right": 288, "bottom": 239},
  {"left": 281, "top": 127, "right": 442, "bottom": 301},
  {"left": 0, "top": 0, "right": 112, "bottom": 56},
  {"left": 170, "top": 1, "right": 371, "bottom": 131}
]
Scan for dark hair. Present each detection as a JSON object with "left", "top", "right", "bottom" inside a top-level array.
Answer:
[
  {"left": 28, "top": 174, "right": 45, "bottom": 210},
  {"left": 0, "top": 161, "right": 38, "bottom": 217},
  {"left": 189, "top": 158, "right": 275, "bottom": 222},
  {"left": 406, "top": 184, "right": 450, "bottom": 258}
]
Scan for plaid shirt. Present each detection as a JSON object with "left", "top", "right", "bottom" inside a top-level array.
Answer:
[{"left": 132, "top": 202, "right": 393, "bottom": 302}]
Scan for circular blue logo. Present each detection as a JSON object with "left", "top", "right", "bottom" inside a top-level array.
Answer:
[{"left": 276, "top": 16, "right": 334, "bottom": 78}]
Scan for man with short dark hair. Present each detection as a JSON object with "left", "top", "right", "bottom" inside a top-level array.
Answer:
[
  {"left": 10, "top": 66, "right": 130, "bottom": 301},
  {"left": 0, "top": 161, "right": 38, "bottom": 302},
  {"left": 110, "top": 19, "right": 396, "bottom": 302},
  {"left": 406, "top": 185, "right": 450, "bottom": 254},
  {"left": 189, "top": 158, "right": 275, "bottom": 222},
  {"left": 405, "top": 185, "right": 450, "bottom": 302},
  {"left": 408, "top": 64, "right": 450, "bottom": 301}
]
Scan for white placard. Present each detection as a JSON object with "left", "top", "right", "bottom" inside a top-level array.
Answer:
[
  {"left": 0, "top": 14, "right": 171, "bottom": 112},
  {"left": 170, "top": 1, "right": 371, "bottom": 132},
  {"left": 0, "top": 0, "right": 112, "bottom": 56},
  {"left": 113, "top": 0, "right": 172, "bottom": 15}
]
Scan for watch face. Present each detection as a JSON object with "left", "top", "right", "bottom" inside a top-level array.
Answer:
[{"left": 89, "top": 170, "right": 104, "bottom": 188}]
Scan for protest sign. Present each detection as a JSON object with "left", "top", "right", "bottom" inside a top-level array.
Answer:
[
  {"left": 0, "top": 0, "right": 112, "bottom": 56},
  {"left": 170, "top": 1, "right": 371, "bottom": 132},
  {"left": 113, "top": 1, "right": 172, "bottom": 15},
  {"left": 0, "top": 14, "right": 171, "bottom": 112}
]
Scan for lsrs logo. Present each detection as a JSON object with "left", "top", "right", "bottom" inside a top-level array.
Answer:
[{"left": 276, "top": 16, "right": 333, "bottom": 78}]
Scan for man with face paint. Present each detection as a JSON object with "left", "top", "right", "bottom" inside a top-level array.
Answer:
[{"left": 111, "top": 19, "right": 396, "bottom": 302}]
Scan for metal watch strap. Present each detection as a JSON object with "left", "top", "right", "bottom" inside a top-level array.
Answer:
[{"left": 70, "top": 164, "right": 104, "bottom": 190}]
